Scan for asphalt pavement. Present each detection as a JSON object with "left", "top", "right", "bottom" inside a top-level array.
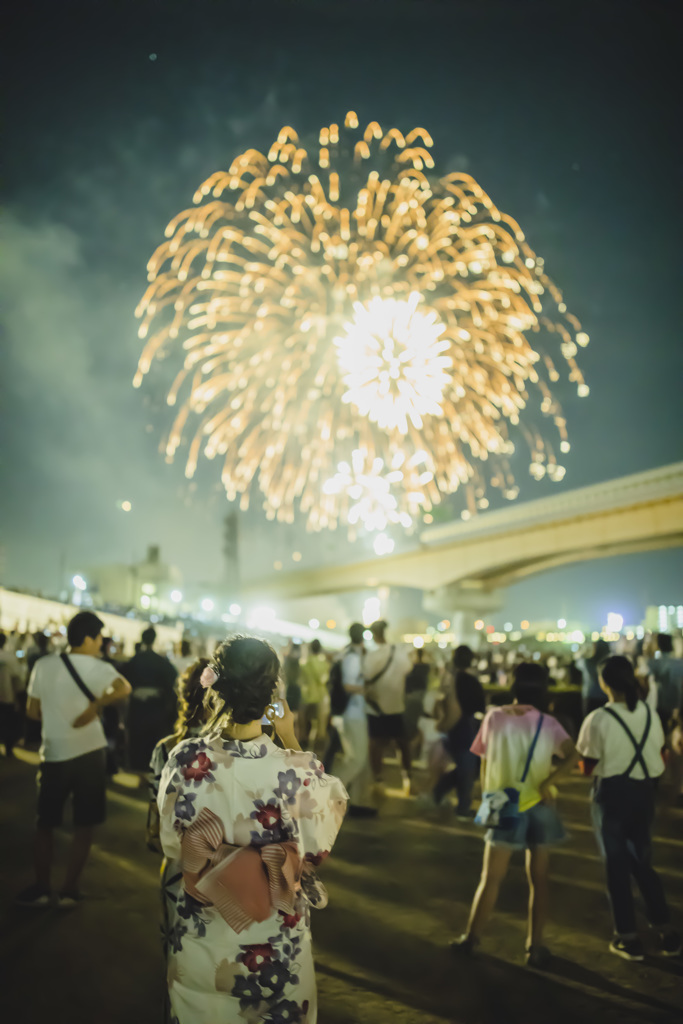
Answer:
[{"left": 1, "top": 750, "right": 681, "bottom": 1024}]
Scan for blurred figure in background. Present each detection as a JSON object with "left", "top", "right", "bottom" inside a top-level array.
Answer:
[
  {"left": 299, "top": 638, "right": 329, "bottom": 747},
  {"left": 18, "top": 611, "right": 131, "bottom": 907},
  {"left": 364, "top": 620, "right": 413, "bottom": 795},
  {"left": 404, "top": 646, "right": 431, "bottom": 757},
  {"left": 0, "top": 632, "right": 23, "bottom": 757},
  {"left": 123, "top": 627, "right": 178, "bottom": 771},
  {"left": 170, "top": 638, "right": 195, "bottom": 677},
  {"left": 575, "top": 638, "right": 611, "bottom": 718},
  {"left": 430, "top": 670, "right": 486, "bottom": 820},
  {"left": 283, "top": 640, "right": 303, "bottom": 739},
  {"left": 647, "top": 633, "right": 683, "bottom": 735},
  {"left": 328, "top": 623, "right": 375, "bottom": 817}
]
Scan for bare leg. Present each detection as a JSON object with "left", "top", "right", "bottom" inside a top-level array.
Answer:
[
  {"left": 34, "top": 826, "right": 53, "bottom": 890},
  {"left": 62, "top": 826, "right": 95, "bottom": 894},
  {"left": 525, "top": 846, "right": 550, "bottom": 948},
  {"left": 466, "top": 843, "right": 512, "bottom": 939}
]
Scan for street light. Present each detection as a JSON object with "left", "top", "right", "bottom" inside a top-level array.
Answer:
[
  {"left": 72, "top": 575, "right": 87, "bottom": 591},
  {"left": 170, "top": 590, "right": 183, "bottom": 603},
  {"left": 229, "top": 603, "right": 241, "bottom": 616},
  {"left": 201, "top": 598, "right": 214, "bottom": 613}
]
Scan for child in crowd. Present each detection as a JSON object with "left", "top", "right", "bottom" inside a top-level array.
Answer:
[
  {"left": 577, "top": 655, "right": 681, "bottom": 960},
  {"left": 452, "top": 662, "right": 579, "bottom": 967}
]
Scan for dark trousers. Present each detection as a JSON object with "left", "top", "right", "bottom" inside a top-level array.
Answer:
[
  {"left": 434, "top": 748, "right": 479, "bottom": 813},
  {"left": 591, "top": 776, "right": 669, "bottom": 937},
  {"left": 0, "top": 702, "right": 20, "bottom": 756}
]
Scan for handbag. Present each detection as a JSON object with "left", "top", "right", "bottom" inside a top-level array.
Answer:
[{"left": 475, "top": 713, "right": 544, "bottom": 828}]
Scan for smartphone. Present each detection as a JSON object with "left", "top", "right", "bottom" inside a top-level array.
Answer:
[{"left": 261, "top": 701, "right": 285, "bottom": 725}]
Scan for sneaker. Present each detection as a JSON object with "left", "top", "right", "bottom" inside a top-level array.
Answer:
[
  {"left": 57, "top": 890, "right": 84, "bottom": 910},
  {"left": 450, "top": 933, "right": 479, "bottom": 955},
  {"left": 653, "top": 929, "right": 682, "bottom": 957},
  {"left": 525, "top": 945, "right": 551, "bottom": 969},
  {"left": 609, "top": 936, "right": 645, "bottom": 961},
  {"left": 16, "top": 884, "right": 51, "bottom": 908},
  {"left": 456, "top": 810, "right": 476, "bottom": 823}
]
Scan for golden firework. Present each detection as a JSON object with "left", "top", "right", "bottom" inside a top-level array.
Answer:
[{"left": 135, "top": 112, "right": 588, "bottom": 530}]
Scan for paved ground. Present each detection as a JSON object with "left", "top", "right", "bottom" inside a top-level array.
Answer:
[{"left": 1, "top": 751, "right": 681, "bottom": 1024}]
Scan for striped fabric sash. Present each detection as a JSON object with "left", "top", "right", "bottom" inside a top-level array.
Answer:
[{"left": 180, "top": 807, "right": 302, "bottom": 933}]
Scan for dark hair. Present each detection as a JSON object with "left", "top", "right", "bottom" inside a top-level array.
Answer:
[
  {"left": 593, "top": 639, "right": 611, "bottom": 662},
  {"left": 180, "top": 638, "right": 192, "bottom": 657},
  {"left": 141, "top": 627, "right": 156, "bottom": 647},
  {"left": 173, "top": 658, "right": 209, "bottom": 744},
  {"left": 657, "top": 633, "right": 673, "bottom": 654},
  {"left": 67, "top": 611, "right": 104, "bottom": 648},
  {"left": 455, "top": 671, "right": 486, "bottom": 715},
  {"left": 600, "top": 655, "right": 639, "bottom": 712},
  {"left": 453, "top": 645, "right": 474, "bottom": 671},
  {"left": 0, "top": 632, "right": 6, "bottom": 650},
  {"left": 349, "top": 622, "right": 365, "bottom": 645},
  {"left": 206, "top": 635, "right": 280, "bottom": 726},
  {"left": 511, "top": 661, "right": 549, "bottom": 711},
  {"left": 309, "top": 638, "right": 322, "bottom": 655},
  {"left": 370, "top": 619, "right": 387, "bottom": 640}
]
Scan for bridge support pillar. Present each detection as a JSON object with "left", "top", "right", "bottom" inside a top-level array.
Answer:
[{"left": 423, "top": 583, "right": 504, "bottom": 647}]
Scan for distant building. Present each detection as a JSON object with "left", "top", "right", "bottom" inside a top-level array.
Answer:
[{"left": 86, "top": 545, "right": 183, "bottom": 617}]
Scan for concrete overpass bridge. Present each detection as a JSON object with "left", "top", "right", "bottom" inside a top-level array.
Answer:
[{"left": 245, "top": 463, "right": 683, "bottom": 630}]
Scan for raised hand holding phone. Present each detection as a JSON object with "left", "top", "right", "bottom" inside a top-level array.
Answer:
[{"left": 266, "top": 699, "right": 301, "bottom": 750}]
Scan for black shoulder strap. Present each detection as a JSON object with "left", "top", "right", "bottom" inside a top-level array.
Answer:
[
  {"left": 365, "top": 646, "right": 395, "bottom": 686},
  {"left": 60, "top": 653, "right": 97, "bottom": 703},
  {"left": 602, "top": 704, "right": 651, "bottom": 779}
]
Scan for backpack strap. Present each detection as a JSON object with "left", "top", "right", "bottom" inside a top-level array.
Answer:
[
  {"left": 602, "top": 703, "right": 651, "bottom": 779},
  {"left": 364, "top": 646, "right": 395, "bottom": 687},
  {"left": 520, "top": 714, "right": 544, "bottom": 784},
  {"left": 60, "top": 653, "right": 97, "bottom": 703}
]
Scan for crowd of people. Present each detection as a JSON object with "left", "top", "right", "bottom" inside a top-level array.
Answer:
[{"left": 1, "top": 611, "right": 682, "bottom": 1022}]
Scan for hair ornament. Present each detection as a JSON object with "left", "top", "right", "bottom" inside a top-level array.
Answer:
[{"left": 199, "top": 665, "right": 218, "bottom": 689}]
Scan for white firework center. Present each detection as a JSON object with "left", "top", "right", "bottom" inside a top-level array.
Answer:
[
  {"left": 335, "top": 292, "right": 452, "bottom": 435},
  {"left": 322, "top": 448, "right": 415, "bottom": 533}
]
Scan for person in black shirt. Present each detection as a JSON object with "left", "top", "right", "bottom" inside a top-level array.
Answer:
[{"left": 122, "top": 627, "right": 177, "bottom": 770}]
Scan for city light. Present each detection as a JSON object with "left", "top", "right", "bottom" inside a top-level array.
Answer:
[
  {"left": 121, "top": 500, "right": 132, "bottom": 512},
  {"left": 363, "top": 597, "right": 381, "bottom": 626},
  {"left": 229, "top": 603, "right": 241, "bottom": 616},
  {"left": 170, "top": 590, "right": 183, "bottom": 603},
  {"left": 141, "top": 583, "right": 155, "bottom": 595},
  {"left": 136, "top": 113, "right": 587, "bottom": 532},
  {"left": 413, "top": 636, "right": 425, "bottom": 649},
  {"left": 273, "top": 561, "right": 283, "bottom": 571},
  {"left": 504, "top": 622, "right": 513, "bottom": 632},
  {"left": 520, "top": 620, "right": 530, "bottom": 630},
  {"left": 557, "top": 618, "right": 566, "bottom": 629},
  {"left": 201, "top": 598, "right": 214, "bottom": 613},
  {"left": 248, "top": 606, "right": 277, "bottom": 631},
  {"left": 72, "top": 575, "right": 87, "bottom": 591},
  {"left": 292, "top": 551, "right": 302, "bottom": 562},
  {"left": 140, "top": 594, "right": 151, "bottom": 609},
  {"left": 326, "top": 619, "right": 336, "bottom": 629},
  {"left": 474, "top": 619, "right": 485, "bottom": 631},
  {"left": 308, "top": 618, "right": 320, "bottom": 630},
  {"left": 606, "top": 612, "right": 623, "bottom": 633}
]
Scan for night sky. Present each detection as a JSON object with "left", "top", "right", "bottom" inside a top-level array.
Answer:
[{"left": 2, "top": 0, "right": 681, "bottom": 628}]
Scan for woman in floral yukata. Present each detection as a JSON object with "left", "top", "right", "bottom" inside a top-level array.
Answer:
[{"left": 157, "top": 636, "right": 348, "bottom": 1024}]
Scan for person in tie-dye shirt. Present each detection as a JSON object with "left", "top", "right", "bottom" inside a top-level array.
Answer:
[{"left": 452, "top": 662, "right": 579, "bottom": 969}]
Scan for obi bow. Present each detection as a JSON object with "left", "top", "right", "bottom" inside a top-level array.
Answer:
[{"left": 181, "top": 807, "right": 302, "bottom": 933}]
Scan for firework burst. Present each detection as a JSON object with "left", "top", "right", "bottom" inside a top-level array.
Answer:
[{"left": 135, "top": 112, "right": 589, "bottom": 530}]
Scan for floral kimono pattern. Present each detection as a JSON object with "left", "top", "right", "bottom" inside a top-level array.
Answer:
[{"left": 158, "top": 731, "right": 348, "bottom": 1024}]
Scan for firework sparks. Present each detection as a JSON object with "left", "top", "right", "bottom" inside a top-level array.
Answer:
[{"left": 135, "top": 112, "right": 589, "bottom": 531}]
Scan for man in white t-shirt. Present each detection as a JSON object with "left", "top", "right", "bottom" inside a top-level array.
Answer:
[
  {"left": 363, "top": 620, "right": 413, "bottom": 791},
  {"left": 18, "top": 611, "right": 131, "bottom": 908}
]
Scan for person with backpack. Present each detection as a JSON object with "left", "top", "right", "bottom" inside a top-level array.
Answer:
[
  {"left": 326, "top": 622, "right": 376, "bottom": 817},
  {"left": 577, "top": 655, "right": 681, "bottom": 960},
  {"left": 17, "top": 611, "right": 131, "bottom": 908},
  {"left": 452, "top": 662, "right": 579, "bottom": 967}
]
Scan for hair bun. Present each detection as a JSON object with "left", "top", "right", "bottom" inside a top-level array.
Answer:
[{"left": 209, "top": 635, "right": 280, "bottom": 725}]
